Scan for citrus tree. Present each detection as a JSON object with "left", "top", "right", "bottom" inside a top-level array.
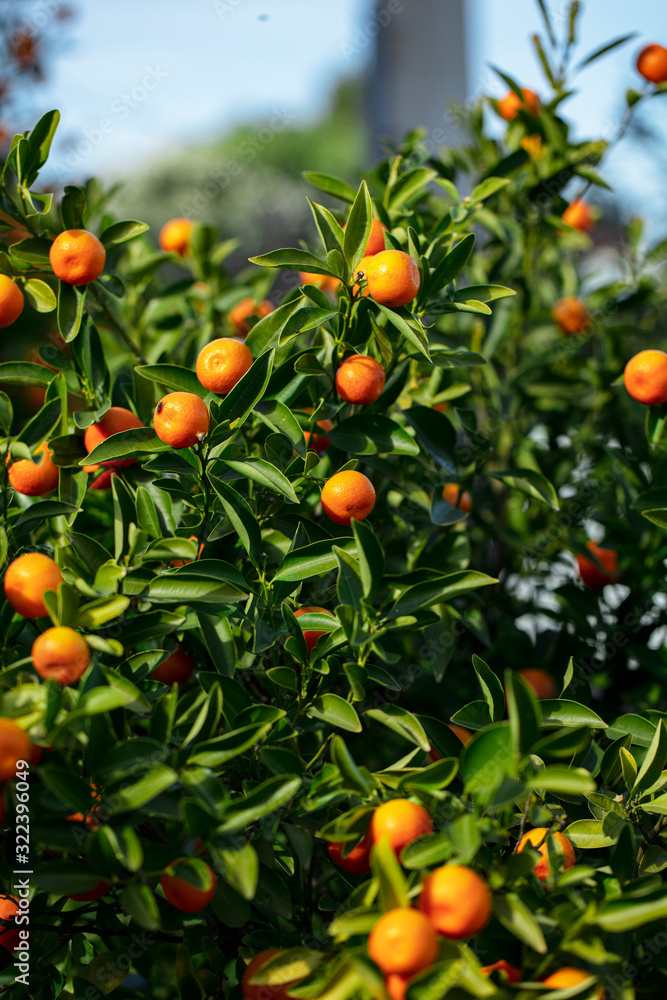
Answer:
[{"left": 0, "top": 7, "right": 667, "bottom": 1000}]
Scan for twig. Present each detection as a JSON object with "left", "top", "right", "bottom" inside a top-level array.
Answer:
[{"left": 91, "top": 284, "right": 146, "bottom": 363}]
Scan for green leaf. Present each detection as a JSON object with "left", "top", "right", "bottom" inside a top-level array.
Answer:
[
  {"left": 564, "top": 819, "right": 617, "bottom": 848},
  {"left": 8, "top": 236, "right": 52, "bottom": 268},
  {"left": 303, "top": 171, "right": 357, "bottom": 203},
  {"left": 307, "top": 694, "right": 362, "bottom": 733},
  {"left": 22, "top": 278, "right": 57, "bottom": 313},
  {"left": 634, "top": 720, "right": 667, "bottom": 793},
  {"left": 575, "top": 32, "right": 639, "bottom": 70},
  {"left": 100, "top": 220, "right": 149, "bottom": 247},
  {"left": 527, "top": 765, "right": 596, "bottom": 794},
  {"left": 330, "top": 735, "right": 374, "bottom": 795},
  {"left": 0, "top": 362, "right": 54, "bottom": 387},
  {"left": 372, "top": 835, "right": 410, "bottom": 910},
  {"left": 352, "top": 519, "right": 384, "bottom": 600},
  {"left": 461, "top": 724, "right": 515, "bottom": 804},
  {"left": 328, "top": 414, "right": 419, "bottom": 456},
  {"left": 472, "top": 656, "right": 505, "bottom": 722},
  {"left": 387, "top": 168, "right": 438, "bottom": 211},
  {"left": 57, "top": 281, "right": 86, "bottom": 342},
  {"left": 488, "top": 468, "right": 560, "bottom": 510},
  {"left": 606, "top": 714, "right": 656, "bottom": 747},
  {"left": 216, "top": 349, "right": 274, "bottom": 427},
  {"left": 24, "top": 109, "right": 61, "bottom": 177},
  {"left": 111, "top": 765, "right": 178, "bottom": 813},
  {"left": 309, "top": 200, "right": 345, "bottom": 256},
  {"left": 426, "top": 234, "right": 475, "bottom": 296},
  {"left": 220, "top": 457, "right": 299, "bottom": 503},
  {"left": 388, "top": 571, "right": 497, "bottom": 618},
  {"left": 248, "top": 248, "right": 335, "bottom": 276},
  {"left": 375, "top": 303, "right": 430, "bottom": 360},
  {"left": 209, "top": 477, "right": 261, "bottom": 567},
  {"left": 469, "top": 177, "right": 511, "bottom": 202},
  {"left": 137, "top": 363, "right": 209, "bottom": 399},
  {"left": 83, "top": 427, "right": 167, "bottom": 466},
  {"left": 493, "top": 893, "right": 547, "bottom": 953},
  {"left": 403, "top": 405, "right": 457, "bottom": 471},
  {"left": 597, "top": 894, "right": 667, "bottom": 932},
  {"left": 218, "top": 775, "right": 302, "bottom": 834},
  {"left": 365, "top": 705, "right": 429, "bottom": 750},
  {"left": 273, "top": 537, "right": 356, "bottom": 582},
  {"left": 343, "top": 180, "right": 372, "bottom": 272},
  {"left": 18, "top": 397, "right": 62, "bottom": 449},
  {"left": 540, "top": 700, "right": 607, "bottom": 729},
  {"left": 119, "top": 882, "right": 161, "bottom": 931},
  {"left": 505, "top": 670, "right": 541, "bottom": 755}
]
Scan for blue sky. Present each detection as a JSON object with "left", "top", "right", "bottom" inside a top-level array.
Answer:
[{"left": 24, "top": 0, "right": 667, "bottom": 227}]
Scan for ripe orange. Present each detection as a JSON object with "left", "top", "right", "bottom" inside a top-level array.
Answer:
[
  {"left": 159, "top": 218, "right": 193, "bottom": 256},
  {"left": 442, "top": 483, "right": 472, "bottom": 513},
  {"left": 0, "top": 274, "right": 24, "bottom": 328},
  {"left": 294, "top": 606, "right": 332, "bottom": 654},
  {"left": 83, "top": 406, "right": 143, "bottom": 469},
  {"left": 67, "top": 880, "right": 111, "bottom": 902},
  {"left": 88, "top": 468, "right": 115, "bottom": 490},
  {"left": 371, "top": 799, "right": 433, "bottom": 858},
  {"left": 299, "top": 271, "right": 341, "bottom": 295},
  {"left": 520, "top": 134, "right": 543, "bottom": 158},
  {"left": 561, "top": 199, "right": 594, "bottom": 233},
  {"left": 242, "top": 948, "right": 301, "bottom": 1000},
  {"left": 385, "top": 974, "right": 409, "bottom": 1000},
  {"left": 365, "top": 218, "right": 388, "bottom": 256},
  {"left": 517, "top": 668, "right": 558, "bottom": 699},
  {"left": 196, "top": 337, "right": 253, "bottom": 394},
  {"left": 229, "top": 297, "right": 273, "bottom": 336},
  {"left": 320, "top": 470, "right": 376, "bottom": 526},
  {"left": 49, "top": 229, "right": 106, "bottom": 285},
  {"left": 328, "top": 829, "right": 373, "bottom": 875},
  {"left": 517, "top": 828, "right": 576, "bottom": 881},
  {"left": 368, "top": 908, "right": 439, "bottom": 976},
  {"left": 366, "top": 250, "right": 420, "bottom": 308},
  {"left": 419, "top": 865, "right": 492, "bottom": 939},
  {"left": 624, "top": 349, "right": 667, "bottom": 405},
  {"left": 497, "top": 87, "right": 540, "bottom": 121},
  {"left": 335, "top": 355, "right": 386, "bottom": 405},
  {"left": 0, "top": 895, "right": 22, "bottom": 953},
  {"left": 152, "top": 646, "right": 195, "bottom": 686},
  {"left": 576, "top": 541, "right": 619, "bottom": 591},
  {"left": 8, "top": 440, "right": 59, "bottom": 496},
  {"left": 303, "top": 410, "right": 333, "bottom": 455},
  {"left": 636, "top": 43, "right": 667, "bottom": 84},
  {"left": 0, "top": 719, "right": 32, "bottom": 783},
  {"left": 4, "top": 552, "right": 63, "bottom": 619},
  {"left": 154, "top": 392, "right": 210, "bottom": 449},
  {"left": 31, "top": 626, "right": 91, "bottom": 686},
  {"left": 551, "top": 297, "right": 592, "bottom": 335},
  {"left": 351, "top": 254, "right": 375, "bottom": 297},
  {"left": 161, "top": 858, "right": 217, "bottom": 912},
  {"left": 481, "top": 961, "right": 522, "bottom": 983},
  {"left": 541, "top": 968, "right": 604, "bottom": 998}
]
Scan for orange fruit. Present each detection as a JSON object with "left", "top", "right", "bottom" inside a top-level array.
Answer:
[
  {"left": 517, "top": 668, "right": 558, "bottom": 699},
  {"left": 229, "top": 297, "right": 273, "bottom": 336},
  {"left": 161, "top": 858, "right": 217, "bottom": 912},
  {"left": 517, "top": 828, "right": 576, "bottom": 881},
  {"left": 294, "top": 606, "right": 332, "bottom": 654},
  {"left": 328, "top": 829, "right": 373, "bottom": 874},
  {"left": 561, "top": 199, "right": 594, "bottom": 233},
  {"left": 351, "top": 254, "right": 375, "bottom": 297},
  {"left": 371, "top": 799, "right": 433, "bottom": 858},
  {"left": 31, "top": 626, "right": 90, "bottom": 686},
  {"left": 67, "top": 880, "right": 111, "bottom": 902},
  {"left": 366, "top": 250, "right": 420, "bottom": 308},
  {"left": 441, "top": 483, "right": 472, "bottom": 513},
  {"left": 88, "top": 468, "right": 115, "bottom": 490},
  {"left": 520, "top": 134, "right": 543, "bottom": 158},
  {"left": 368, "top": 907, "right": 439, "bottom": 977},
  {"left": 8, "top": 440, "right": 59, "bottom": 496},
  {"left": 497, "top": 87, "right": 540, "bottom": 121},
  {"left": 196, "top": 337, "right": 253, "bottom": 394},
  {"left": 636, "top": 43, "right": 667, "bottom": 84},
  {"left": 385, "top": 974, "right": 409, "bottom": 1000},
  {"left": 299, "top": 271, "right": 341, "bottom": 295},
  {"left": 0, "top": 274, "right": 24, "bottom": 328},
  {"left": 433, "top": 402, "right": 449, "bottom": 413},
  {"left": 551, "top": 297, "right": 593, "bottom": 335},
  {"left": 242, "top": 948, "right": 301, "bottom": 1000},
  {"left": 303, "top": 413, "right": 333, "bottom": 455},
  {"left": 542, "top": 969, "right": 604, "bottom": 998},
  {"left": 320, "top": 470, "right": 376, "bottom": 526},
  {"left": 0, "top": 895, "right": 22, "bottom": 953},
  {"left": 481, "top": 961, "right": 522, "bottom": 983},
  {"left": 152, "top": 646, "right": 195, "bottom": 686},
  {"left": 335, "top": 355, "right": 386, "bottom": 405},
  {"left": 428, "top": 724, "right": 472, "bottom": 761},
  {"left": 419, "top": 865, "right": 492, "bottom": 939},
  {"left": 83, "top": 406, "right": 143, "bottom": 469},
  {"left": 576, "top": 541, "right": 620, "bottom": 590},
  {"left": 4, "top": 552, "right": 63, "bottom": 619},
  {"left": 154, "top": 392, "right": 210, "bottom": 450},
  {"left": 365, "top": 218, "right": 388, "bottom": 256},
  {"left": 624, "top": 349, "right": 667, "bottom": 405},
  {"left": 49, "top": 229, "right": 106, "bottom": 285},
  {"left": 0, "top": 719, "right": 32, "bottom": 783},
  {"left": 159, "top": 217, "right": 193, "bottom": 256}
]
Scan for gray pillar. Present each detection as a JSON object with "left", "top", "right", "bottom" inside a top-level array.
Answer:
[{"left": 368, "top": 0, "right": 469, "bottom": 156}]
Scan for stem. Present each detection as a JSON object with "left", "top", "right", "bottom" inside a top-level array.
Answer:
[{"left": 91, "top": 284, "right": 146, "bottom": 363}]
